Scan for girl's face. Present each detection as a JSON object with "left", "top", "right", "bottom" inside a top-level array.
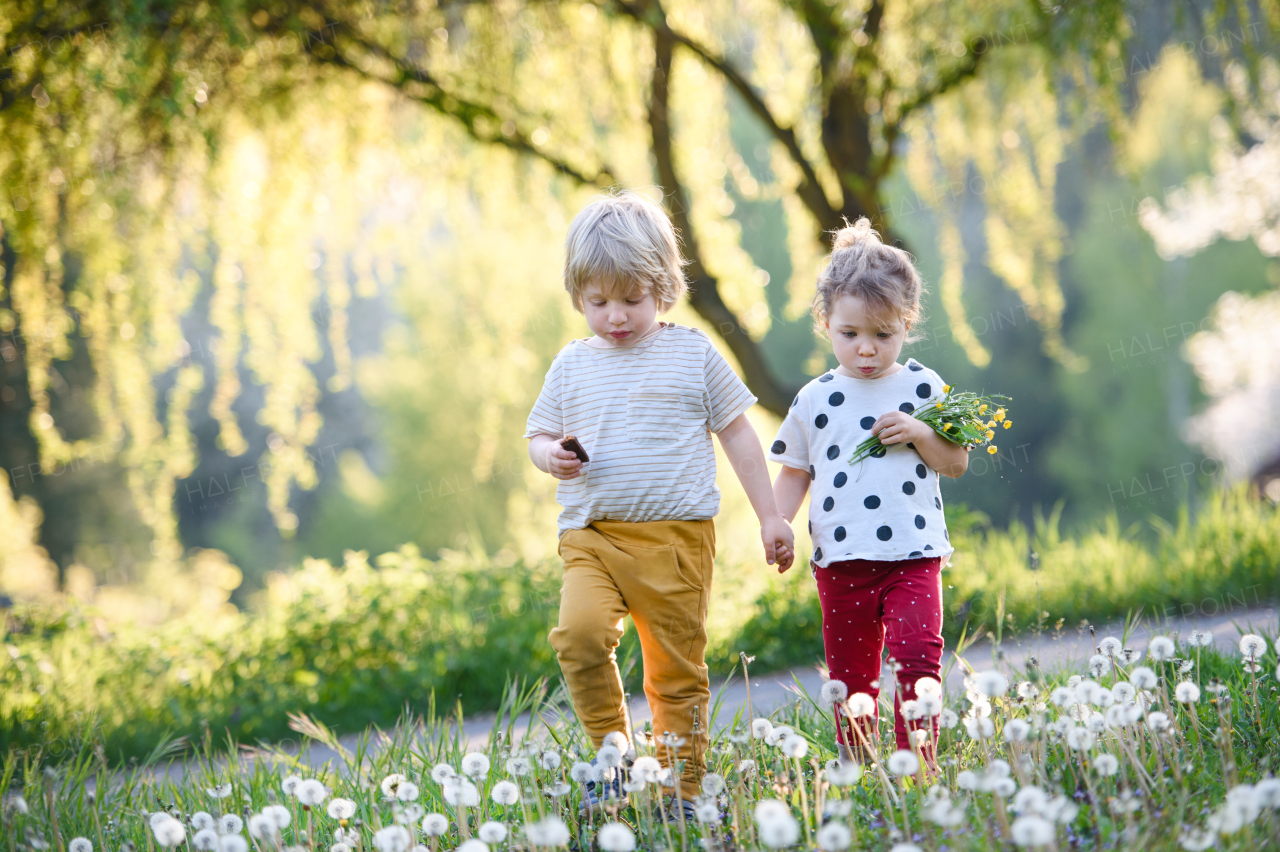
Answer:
[
  {"left": 826, "top": 294, "right": 909, "bottom": 380},
  {"left": 582, "top": 281, "right": 659, "bottom": 347}
]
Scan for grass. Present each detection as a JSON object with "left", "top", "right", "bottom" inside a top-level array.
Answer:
[
  {"left": 3, "top": 632, "right": 1279, "bottom": 852},
  {"left": 1, "top": 488, "right": 1278, "bottom": 763}
]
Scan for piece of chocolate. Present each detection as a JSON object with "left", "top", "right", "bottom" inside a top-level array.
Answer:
[{"left": 560, "top": 435, "right": 589, "bottom": 463}]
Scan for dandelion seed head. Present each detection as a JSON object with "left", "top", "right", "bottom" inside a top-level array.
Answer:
[
  {"left": 1255, "top": 778, "right": 1280, "bottom": 809},
  {"left": 504, "top": 757, "right": 532, "bottom": 777},
  {"left": 780, "top": 734, "right": 809, "bottom": 758},
  {"left": 328, "top": 799, "right": 356, "bottom": 820},
  {"left": 395, "top": 782, "right": 420, "bottom": 803},
  {"left": 1149, "top": 636, "right": 1175, "bottom": 662},
  {"left": 1098, "top": 637, "right": 1122, "bottom": 657},
  {"left": 915, "top": 676, "right": 942, "bottom": 697},
  {"left": 297, "top": 780, "right": 328, "bottom": 808},
  {"left": 825, "top": 759, "right": 862, "bottom": 786},
  {"left": 754, "top": 800, "right": 800, "bottom": 848},
  {"left": 975, "top": 670, "right": 1009, "bottom": 697},
  {"left": 1147, "top": 711, "right": 1171, "bottom": 733},
  {"left": 887, "top": 750, "right": 918, "bottom": 776},
  {"left": 957, "top": 770, "right": 979, "bottom": 790},
  {"left": 701, "top": 773, "right": 726, "bottom": 795},
  {"left": 889, "top": 844, "right": 922, "bottom": 852},
  {"left": 192, "top": 813, "right": 215, "bottom": 832},
  {"left": 373, "top": 825, "right": 412, "bottom": 852},
  {"left": 538, "top": 751, "right": 561, "bottom": 771},
  {"left": 750, "top": 718, "right": 774, "bottom": 740},
  {"left": 207, "top": 784, "right": 232, "bottom": 800},
  {"left": 1130, "top": 666, "right": 1158, "bottom": 690},
  {"left": 1066, "top": 727, "right": 1096, "bottom": 751},
  {"left": 1176, "top": 681, "right": 1201, "bottom": 703},
  {"left": 1075, "top": 680, "right": 1101, "bottom": 705},
  {"left": 595, "top": 745, "right": 622, "bottom": 769},
  {"left": 901, "top": 699, "right": 923, "bottom": 721},
  {"left": 491, "top": 780, "right": 520, "bottom": 806},
  {"left": 69, "top": 838, "right": 93, "bottom": 852},
  {"left": 964, "top": 715, "right": 995, "bottom": 740},
  {"left": 382, "top": 774, "right": 409, "bottom": 796},
  {"left": 1112, "top": 682, "right": 1136, "bottom": 703},
  {"left": 1013, "top": 786, "right": 1049, "bottom": 816},
  {"left": 737, "top": 759, "right": 758, "bottom": 777},
  {"left": 193, "top": 829, "right": 219, "bottom": 851},
  {"left": 1011, "top": 815, "right": 1055, "bottom": 846},
  {"left": 1178, "top": 828, "right": 1216, "bottom": 851},
  {"left": 282, "top": 775, "right": 303, "bottom": 797},
  {"left": 1093, "top": 754, "right": 1120, "bottom": 776},
  {"left": 602, "top": 730, "right": 630, "bottom": 754},
  {"left": 1050, "top": 687, "right": 1076, "bottom": 707},
  {"left": 1240, "top": 634, "right": 1268, "bottom": 660},
  {"left": 694, "top": 802, "right": 720, "bottom": 824},
  {"left": 461, "top": 753, "right": 490, "bottom": 780},
  {"left": 630, "top": 756, "right": 661, "bottom": 784},
  {"left": 218, "top": 836, "right": 248, "bottom": 852},
  {"left": 523, "top": 817, "right": 570, "bottom": 848},
  {"left": 478, "top": 822, "right": 507, "bottom": 844},
  {"left": 218, "top": 815, "right": 243, "bottom": 836},
  {"left": 917, "top": 694, "right": 943, "bottom": 717},
  {"left": 248, "top": 815, "right": 278, "bottom": 841},
  {"left": 1088, "top": 655, "right": 1110, "bottom": 678},
  {"left": 421, "top": 814, "right": 449, "bottom": 837},
  {"left": 444, "top": 780, "right": 480, "bottom": 808},
  {"left": 331, "top": 845, "right": 351, "bottom": 852},
  {"left": 153, "top": 816, "right": 187, "bottom": 848},
  {"left": 456, "top": 841, "right": 489, "bottom": 852},
  {"left": 430, "top": 764, "right": 457, "bottom": 785},
  {"left": 847, "top": 693, "right": 877, "bottom": 718},
  {"left": 1004, "top": 719, "right": 1031, "bottom": 743},
  {"left": 596, "top": 822, "right": 635, "bottom": 852},
  {"left": 1093, "top": 687, "right": 1115, "bottom": 708},
  {"left": 816, "top": 821, "right": 852, "bottom": 851},
  {"left": 820, "top": 679, "right": 849, "bottom": 705},
  {"left": 570, "top": 761, "right": 596, "bottom": 784}
]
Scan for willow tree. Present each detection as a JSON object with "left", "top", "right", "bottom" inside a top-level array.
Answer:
[{"left": 2, "top": 0, "right": 1276, "bottom": 576}]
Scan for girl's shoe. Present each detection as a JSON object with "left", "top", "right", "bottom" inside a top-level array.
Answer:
[
  {"left": 655, "top": 798, "right": 699, "bottom": 825},
  {"left": 579, "top": 761, "right": 629, "bottom": 815}
]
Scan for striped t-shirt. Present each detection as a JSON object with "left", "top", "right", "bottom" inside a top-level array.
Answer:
[{"left": 525, "top": 323, "right": 758, "bottom": 534}]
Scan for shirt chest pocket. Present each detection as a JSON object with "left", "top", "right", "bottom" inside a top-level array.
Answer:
[{"left": 625, "top": 390, "right": 705, "bottom": 446}]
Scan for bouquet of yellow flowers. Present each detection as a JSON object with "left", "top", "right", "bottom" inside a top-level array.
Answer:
[{"left": 847, "top": 386, "right": 1012, "bottom": 465}]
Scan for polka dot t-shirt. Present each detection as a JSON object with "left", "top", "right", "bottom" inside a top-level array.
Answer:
[{"left": 768, "top": 359, "right": 954, "bottom": 567}]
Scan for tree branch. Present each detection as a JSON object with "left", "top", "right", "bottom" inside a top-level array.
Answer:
[
  {"left": 649, "top": 24, "right": 795, "bottom": 417},
  {"left": 609, "top": 0, "right": 838, "bottom": 227}
]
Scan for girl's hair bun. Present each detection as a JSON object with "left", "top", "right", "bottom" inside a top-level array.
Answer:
[{"left": 831, "top": 217, "right": 880, "bottom": 251}]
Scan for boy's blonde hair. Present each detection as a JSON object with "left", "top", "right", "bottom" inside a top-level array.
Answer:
[
  {"left": 564, "top": 191, "right": 688, "bottom": 312},
  {"left": 812, "top": 217, "right": 925, "bottom": 341}
]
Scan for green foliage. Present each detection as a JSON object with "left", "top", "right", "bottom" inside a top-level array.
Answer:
[{"left": 3, "top": 489, "right": 1276, "bottom": 764}]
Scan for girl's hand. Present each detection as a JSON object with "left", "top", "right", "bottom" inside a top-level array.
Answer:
[
  {"left": 760, "top": 514, "right": 795, "bottom": 572},
  {"left": 870, "top": 411, "right": 930, "bottom": 446},
  {"left": 545, "top": 443, "right": 584, "bottom": 480}
]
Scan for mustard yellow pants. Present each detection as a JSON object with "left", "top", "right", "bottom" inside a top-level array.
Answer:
[{"left": 551, "top": 518, "right": 715, "bottom": 800}]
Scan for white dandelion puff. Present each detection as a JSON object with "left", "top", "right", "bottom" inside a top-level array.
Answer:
[
  {"left": 964, "top": 715, "right": 995, "bottom": 740},
  {"left": 382, "top": 774, "right": 408, "bottom": 796},
  {"left": 701, "top": 773, "right": 726, "bottom": 795},
  {"left": 1011, "top": 815, "right": 1055, "bottom": 846},
  {"left": 546, "top": 782, "right": 571, "bottom": 798},
  {"left": 246, "top": 816, "right": 276, "bottom": 842},
  {"left": 915, "top": 676, "right": 942, "bottom": 697},
  {"left": 737, "top": 759, "right": 758, "bottom": 777},
  {"left": 491, "top": 781, "right": 520, "bottom": 806},
  {"left": 327, "top": 799, "right": 356, "bottom": 820},
  {"left": 694, "top": 802, "right": 720, "bottom": 824},
  {"left": 478, "top": 823, "right": 507, "bottom": 844},
  {"left": 456, "top": 842, "right": 488, "bottom": 852},
  {"left": 538, "top": 751, "right": 561, "bottom": 771},
  {"left": 68, "top": 839, "right": 93, "bottom": 852},
  {"left": 596, "top": 823, "right": 635, "bottom": 852},
  {"left": 1004, "top": 719, "right": 1031, "bottom": 743},
  {"left": 820, "top": 680, "right": 849, "bottom": 705},
  {"left": 217, "top": 815, "right": 243, "bottom": 836},
  {"left": 570, "top": 762, "right": 596, "bottom": 785},
  {"left": 1129, "top": 667, "right": 1158, "bottom": 690},
  {"left": 1147, "top": 711, "right": 1171, "bottom": 733},
  {"left": 395, "top": 782, "right": 420, "bottom": 803},
  {"left": 421, "top": 814, "right": 449, "bottom": 837},
  {"left": 461, "top": 753, "right": 490, "bottom": 780},
  {"left": 754, "top": 800, "right": 800, "bottom": 849},
  {"left": 1050, "top": 687, "right": 1076, "bottom": 707},
  {"left": 207, "top": 785, "right": 232, "bottom": 800},
  {"left": 1241, "top": 634, "right": 1268, "bottom": 658},
  {"left": 192, "top": 813, "right": 215, "bottom": 832},
  {"left": 1176, "top": 681, "right": 1201, "bottom": 703},
  {"left": 975, "top": 670, "right": 1009, "bottom": 697},
  {"left": 1098, "top": 637, "right": 1122, "bottom": 657},
  {"left": 373, "top": 826, "right": 412, "bottom": 852},
  {"left": 595, "top": 746, "right": 622, "bottom": 769},
  {"left": 1013, "top": 786, "right": 1049, "bottom": 816},
  {"left": 780, "top": 734, "right": 809, "bottom": 758},
  {"left": 1112, "top": 682, "right": 1136, "bottom": 703},
  {"left": 193, "top": 829, "right": 219, "bottom": 851},
  {"left": 443, "top": 781, "right": 480, "bottom": 808},
  {"left": 816, "top": 821, "right": 852, "bottom": 851},
  {"left": 1178, "top": 829, "right": 1216, "bottom": 851},
  {"left": 297, "top": 780, "right": 328, "bottom": 808},
  {"left": 887, "top": 750, "right": 918, "bottom": 776},
  {"left": 430, "top": 764, "right": 457, "bottom": 785},
  {"left": 1149, "top": 636, "right": 1175, "bottom": 662},
  {"left": 523, "top": 817, "right": 570, "bottom": 848},
  {"left": 1088, "top": 655, "right": 1110, "bottom": 678},
  {"left": 846, "top": 693, "right": 876, "bottom": 718},
  {"left": 218, "top": 837, "right": 248, "bottom": 852},
  {"left": 750, "top": 718, "right": 773, "bottom": 740},
  {"left": 957, "top": 770, "right": 979, "bottom": 790},
  {"left": 939, "top": 708, "right": 959, "bottom": 729},
  {"left": 890, "top": 844, "right": 922, "bottom": 852},
  {"left": 1093, "top": 754, "right": 1120, "bottom": 776},
  {"left": 825, "top": 759, "right": 862, "bottom": 787},
  {"left": 282, "top": 775, "right": 303, "bottom": 797},
  {"left": 505, "top": 757, "right": 532, "bottom": 777},
  {"left": 630, "top": 756, "right": 661, "bottom": 784},
  {"left": 153, "top": 817, "right": 187, "bottom": 848},
  {"left": 602, "top": 731, "right": 630, "bottom": 753},
  {"left": 331, "top": 845, "right": 351, "bottom": 852},
  {"left": 264, "top": 805, "right": 292, "bottom": 831}
]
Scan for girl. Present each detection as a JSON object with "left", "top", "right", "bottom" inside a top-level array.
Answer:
[{"left": 768, "top": 218, "right": 968, "bottom": 765}]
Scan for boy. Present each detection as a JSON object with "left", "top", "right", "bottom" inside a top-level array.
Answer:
[{"left": 525, "top": 191, "right": 794, "bottom": 818}]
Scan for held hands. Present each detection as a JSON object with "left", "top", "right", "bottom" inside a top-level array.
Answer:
[
  {"left": 544, "top": 443, "right": 584, "bottom": 480},
  {"left": 870, "top": 410, "right": 931, "bottom": 446},
  {"left": 761, "top": 514, "right": 796, "bottom": 574}
]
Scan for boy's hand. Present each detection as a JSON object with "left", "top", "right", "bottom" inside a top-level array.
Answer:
[
  {"left": 545, "top": 443, "right": 584, "bottom": 480},
  {"left": 761, "top": 514, "right": 795, "bottom": 573},
  {"left": 870, "top": 411, "right": 930, "bottom": 446}
]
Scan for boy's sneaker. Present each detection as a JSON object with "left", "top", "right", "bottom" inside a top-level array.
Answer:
[
  {"left": 579, "top": 761, "right": 629, "bottom": 815},
  {"left": 656, "top": 798, "right": 698, "bottom": 825}
]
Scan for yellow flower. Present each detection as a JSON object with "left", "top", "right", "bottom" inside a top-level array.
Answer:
[
  {"left": 936, "top": 402, "right": 943, "bottom": 409},
  {"left": 978, "top": 404, "right": 987, "bottom": 415},
  {"left": 942, "top": 422, "right": 952, "bottom": 431},
  {"left": 943, "top": 384, "right": 951, "bottom": 393},
  {"left": 994, "top": 408, "right": 1006, "bottom": 422},
  {"left": 985, "top": 430, "right": 995, "bottom": 440},
  {"left": 1003, "top": 420, "right": 1012, "bottom": 429},
  {"left": 987, "top": 445, "right": 998, "bottom": 454},
  {"left": 985, "top": 420, "right": 996, "bottom": 429}
]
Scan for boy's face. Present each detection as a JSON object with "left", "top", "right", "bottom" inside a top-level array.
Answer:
[
  {"left": 826, "top": 294, "right": 908, "bottom": 380},
  {"left": 582, "top": 281, "right": 659, "bottom": 347}
]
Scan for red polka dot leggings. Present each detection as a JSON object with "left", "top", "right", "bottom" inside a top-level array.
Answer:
[{"left": 816, "top": 556, "right": 943, "bottom": 756}]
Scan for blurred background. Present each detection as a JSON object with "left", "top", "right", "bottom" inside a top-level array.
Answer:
[{"left": 2, "top": 1, "right": 1279, "bottom": 757}]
